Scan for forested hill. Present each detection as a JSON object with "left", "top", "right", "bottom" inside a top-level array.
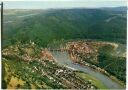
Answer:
[
  {"left": 3, "top": 7, "right": 127, "bottom": 47},
  {"left": 100, "top": 6, "right": 127, "bottom": 12}
]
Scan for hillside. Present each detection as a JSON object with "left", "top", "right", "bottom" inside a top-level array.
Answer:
[{"left": 3, "top": 8, "right": 126, "bottom": 47}]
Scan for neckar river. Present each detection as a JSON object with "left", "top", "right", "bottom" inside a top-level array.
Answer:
[{"left": 52, "top": 51, "right": 124, "bottom": 89}]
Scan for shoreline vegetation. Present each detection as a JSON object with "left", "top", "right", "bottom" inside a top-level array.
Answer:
[
  {"left": 75, "top": 71, "right": 108, "bottom": 89},
  {"left": 76, "top": 60, "right": 125, "bottom": 87}
]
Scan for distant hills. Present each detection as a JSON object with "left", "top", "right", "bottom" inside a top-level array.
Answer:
[
  {"left": 100, "top": 6, "right": 127, "bottom": 12},
  {"left": 3, "top": 7, "right": 127, "bottom": 47}
]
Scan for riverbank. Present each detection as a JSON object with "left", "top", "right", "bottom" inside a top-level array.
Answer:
[
  {"left": 52, "top": 51, "right": 124, "bottom": 89},
  {"left": 62, "top": 41, "right": 126, "bottom": 86},
  {"left": 75, "top": 71, "right": 107, "bottom": 89},
  {"left": 76, "top": 61, "right": 125, "bottom": 88}
]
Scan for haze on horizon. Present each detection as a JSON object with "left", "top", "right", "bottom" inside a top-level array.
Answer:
[{"left": 3, "top": 0, "right": 127, "bottom": 9}]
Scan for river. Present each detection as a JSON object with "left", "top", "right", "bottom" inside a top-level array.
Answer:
[{"left": 51, "top": 51, "right": 124, "bottom": 89}]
